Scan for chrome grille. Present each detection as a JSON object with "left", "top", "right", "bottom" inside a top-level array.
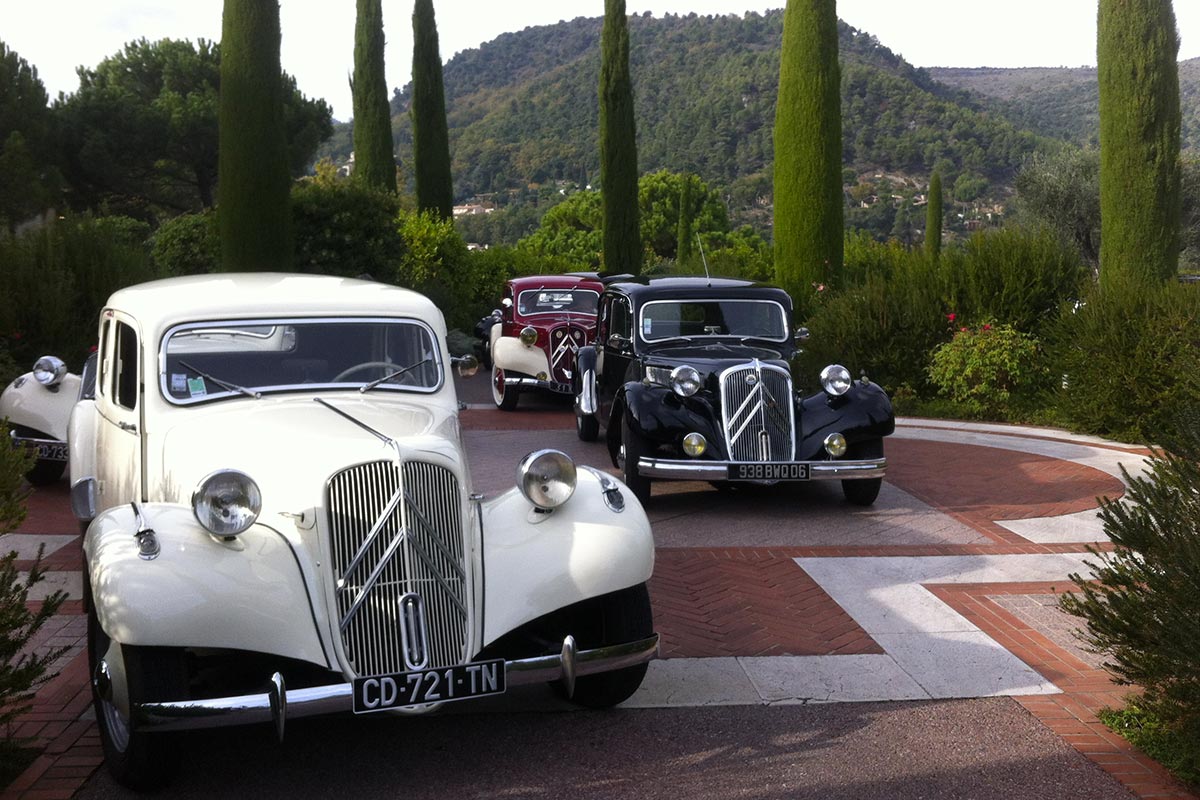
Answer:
[
  {"left": 719, "top": 361, "right": 795, "bottom": 462},
  {"left": 549, "top": 324, "right": 587, "bottom": 385},
  {"left": 327, "top": 460, "right": 468, "bottom": 677}
]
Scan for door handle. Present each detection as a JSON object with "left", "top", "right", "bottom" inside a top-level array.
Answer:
[{"left": 119, "top": 421, "right": 137, "bottom": 433}]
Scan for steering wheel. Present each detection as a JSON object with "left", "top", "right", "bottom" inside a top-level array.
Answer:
[{"left": 333, "top": 361, "right": 414, "bottom": 384}]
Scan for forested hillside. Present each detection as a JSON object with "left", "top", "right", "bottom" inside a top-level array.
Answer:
[
  {"left": 930, "top": 58, "right": 1200, "bottom": 151},
  {"left": 323, "top": 11, "right": 1058, "bottom": 206}
]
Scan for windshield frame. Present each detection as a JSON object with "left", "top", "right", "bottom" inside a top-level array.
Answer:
[
  {"left": 158, "top": 316, "right": 445, "bottom": 406},
  {"left": 637, "top": 298, "right": 790, "bottom": 344}
]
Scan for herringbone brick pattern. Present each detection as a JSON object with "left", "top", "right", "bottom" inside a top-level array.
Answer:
[{"left": 649, "top": 548, "right": 882, "bottom": 658}]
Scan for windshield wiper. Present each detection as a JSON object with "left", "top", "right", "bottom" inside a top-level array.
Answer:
[
  {"left": 360, "top": 357, "right": 434, "bottom": 393},
  {"left": 179, "top": 360, "right": 260, "bottom": 399},
  {"left": 649, "top": 335, "right": 695, "bottom": 345},
  {"left": 738, "top": 335, "right": 786, "bottom": 347}
]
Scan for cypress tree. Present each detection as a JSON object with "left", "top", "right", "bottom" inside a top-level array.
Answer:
[
  {"left": 352, "top": 0, "right": 396, "bottom": 193},
  {"left": 411, "top": 0, "right": 453, "bottom": 218},
  {"left": 925, "top": 170, "right": 943, "bottom": 260},
  {"left": 1098, "top": 0, "right": 1181, "bottom": 288},
  {"left": 677, "top": 173, "right": 694, "bottom": 266},
  {"left": 599, "top": 0, "right": 640, "bottom": 276},
  {"left": 218, "top": 0, "right": 292, "bottom": 271},
  {"left": 773, "top": 0, "right": 842, "bottom": 311}
]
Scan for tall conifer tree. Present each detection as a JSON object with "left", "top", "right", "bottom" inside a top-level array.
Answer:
[
  {"left": 411, "top": 0, "right": 453, "bottom": 218},
  {"left": 1098, "top": 0, "right": 1181, "bottom": 288},
  {"left": 218, "top": 0, "right": 292, "bottom": 271},
  {"left": 600, "top": 0, "right": 640, "bottom": 275},
  {"left": 353, "top": 0, "right": 396, "bottom": 192},
  {"left": 925, "top": 170, "right": 943, "bottom": 260},
  {"left": 773, "top": 0, "right": 842, "bottom": 310}
]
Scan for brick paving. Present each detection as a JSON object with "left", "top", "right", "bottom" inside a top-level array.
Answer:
[{"left": 1, "top": 416, "right": 1195, "bottom": 799}]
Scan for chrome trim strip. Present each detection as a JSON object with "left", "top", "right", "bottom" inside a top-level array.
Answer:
[
  {"left": 504, "top": 377, "right": 571, "bottom": 393},
  {"left": 7, "top": 431, "right": 68, "bottom": 449},
  {"left": 130, "top": 634, "right": 659, "bottom": 733},
  {"left": 71, "top": 478, "right": 97, "bottom": 522},
  {"left": 637, "top": 457, "right": 887, "bottom": 481}
]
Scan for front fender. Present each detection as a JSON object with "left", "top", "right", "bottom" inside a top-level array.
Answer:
[
  {"left": 84, "top": 503, "right": 330, "bottom": 668},
  {"left": 0, "top": 371, "right": 80, "bottom": 441},
  {"left": 797, "top": 381, "right": 895, "bottom": 459},
  {"left": 621, "top": 382, "right": 725, "bottom": 450},
  {"left": 492, "top": 336, "right": 551, "bottom": 378},
  {"left": 480, "top": 468, "right": 653, "bottom": 648},
  {"left": 67, "top": 399, "right": 96, "bottom": 493}
]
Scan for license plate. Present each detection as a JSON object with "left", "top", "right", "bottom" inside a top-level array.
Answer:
[
  {"left": 35, "top": 443, "right": 68, "bottom": 462},
  {"left": 352, "top": 659, "right": 506, "bottom": 714},
  {"left": 727, "top": 463, "right": 809, "bottom": 481}
]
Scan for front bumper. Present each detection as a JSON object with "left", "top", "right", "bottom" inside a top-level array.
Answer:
[
  {"left": 8, "top": 430, "right": 68, "bottom": 461},
  {"left": 637, "top": 457, "right": 887, "bottom": 481},
  {"left": 131, "top": 634, "right": 659, "bottom": 735},
  {"left": 504, "top": 376, "right": 572, "bottom": 395}
]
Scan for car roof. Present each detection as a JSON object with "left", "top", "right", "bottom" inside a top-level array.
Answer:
[
  {"left": 105, "top": 274, "right": 442, "bottom": 334},
  {"left": 604, "top": 275, "right": 792, "bottom": 305},
  {"left": 508, "top": 274, "right": 603, "bottom": 292}
]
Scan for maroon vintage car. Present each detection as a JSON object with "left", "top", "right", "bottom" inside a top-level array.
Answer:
[{"left": 476, "top": 274, "right": 602, "bottom": 410}]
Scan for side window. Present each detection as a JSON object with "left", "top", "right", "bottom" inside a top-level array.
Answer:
[
  {"left": 113, "top": 322, "right": 138, "bottom": 411},
  {"left": 611, "top": 298, "right": 631, "bottom": 340},
  {"left": 97, "top": 320, "right": 111, "bottom": 398}
]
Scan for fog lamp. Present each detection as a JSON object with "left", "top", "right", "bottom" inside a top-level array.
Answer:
[
  {"left": 682, "top": 433, "right": 707, "bottom": 457},
  {"left": 824, "top": 432, "right": 848, "bottom": 458},
  {"left": 519, "top": 326, "right": 538, "bottom": 346}
]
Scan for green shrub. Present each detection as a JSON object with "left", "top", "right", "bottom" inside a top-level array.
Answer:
[
  {"left": 292, "top": 179, "right": 404, "bottom": 278},
  {"left": 928, "top": 323, "right": 1051, "bottom": 420},
  {"left": 1049, "top": 279, "right": 1200, "bottom": 443},
  {"left": 799, "top": 242, "right": 946, "bottom": 396},
  {"left": 0, "top": 417, "right": 32, "bottom": 533},
  {"left": 1061, "top": 410, "right": 1200, "bottom": 785},
  {"left": 151, "top": 211, "right": 220, "bottom": 275},
  {"left": 942, "top": 226, "right": 1088, "bottom": 335}
]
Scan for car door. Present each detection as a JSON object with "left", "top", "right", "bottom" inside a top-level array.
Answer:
[
  {"left": 94, "top": 310, "right": 145, "bottom": 511},
  {"left": 596, "top": 294, "right": 634, "bottom": 426}
]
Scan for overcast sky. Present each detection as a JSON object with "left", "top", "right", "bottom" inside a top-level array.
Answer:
[{"left": 5, "top": 0, "right": 1199, "bottom": 121}]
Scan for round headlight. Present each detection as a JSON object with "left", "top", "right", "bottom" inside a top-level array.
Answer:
[
  {"left": 824, "top": 432, "right": 848, "bottom": 457},
  {"left": 519, "top": 326, "right": 538, "bottom": 346},
  {"left": 32, "top": 356, "right": 67, "bottom": 387},
  {"left": 193, "top": 470, "right": 261, "bottom": 536},
  {"left": 820, "top": 364, "right": 852, "bottom": 397},
  {"left": 683, "top": 432, "right": 707, "bottom": 457},
  {"left": 517, "top": 449, "right": 577, "bottom": 510},
  {"left": 670, "top": 365, "right": 701, "bottom": 397}
]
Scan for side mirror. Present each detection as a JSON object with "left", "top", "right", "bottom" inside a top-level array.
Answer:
[
  {"left": 794, "top": 327, "right": 811, "bottom": 346},
  {"left": 453, "top": 354, "right": 480, "bottom": 378},
  {"left": 501, "top": 298, "right": 513, "bottom": 309},
  {"left": 607, "top": 333, "right": 631, "bottom": 352}
]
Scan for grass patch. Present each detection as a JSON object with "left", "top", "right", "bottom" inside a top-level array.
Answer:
[{"left": 1098, "top": 700, "right": 1200, "bottom": 790}]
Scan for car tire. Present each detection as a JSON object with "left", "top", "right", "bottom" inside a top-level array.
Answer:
[
  {"left": 618, "top": 421, "right": 652, "bottom": 504},
  {"left": 842, "top": 438, "right": 884, "bottom": 507},
  {"left": 560, "top": 583, "right": 653, "bottom": 709},
  {"left": 491, "top": 365, "right": 519, "bottom": 411},
  {"left": 88, "top": 606, "right": 186, "bottom": 790},
  {"left": 26, "top": 458, "right": 66, "bottom": 486}
]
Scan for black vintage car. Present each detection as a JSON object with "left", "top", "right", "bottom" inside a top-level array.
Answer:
[{"left": 573, "top": 276, "right": 895, "bottom": 505}]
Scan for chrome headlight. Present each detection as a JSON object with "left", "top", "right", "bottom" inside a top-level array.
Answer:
[
  {"left": 33, "top": 356, "right": 67, "bottom": 387},
  {"left": 670, "top": 365, "right": 701, "bottom": 397},
  {"left": 820, "top": 364, "right": 852, "bottom": 397},
  {"left": 519, "top": 326, "right": 538, "bottom": 346},
  {"left": 517, "top": 449, "right": 577, "bottom": 510},
  {"left": 193, "top": 470, "right": 261, "bottom": 536}
]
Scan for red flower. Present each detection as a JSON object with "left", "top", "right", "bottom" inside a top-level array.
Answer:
[
  {"left": 982, "top": 323, "right": 992, "bottom": 331},
  {"left": 960, "top": 327, "right": 968, "bottom": 332},
  {"left": 946, "top": 313, "right": 956, "bottom": 322}
]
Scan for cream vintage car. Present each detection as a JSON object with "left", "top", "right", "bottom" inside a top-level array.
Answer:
[
  {"left": 69, "top": 274, "right": 657, "bottom": 789},
  {"left": 1, "top": 354, "right": 96, "bottom": 485}
]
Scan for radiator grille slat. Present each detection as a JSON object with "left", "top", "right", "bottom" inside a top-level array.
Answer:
[
  {"left": 720, "top": 362, "right": 795, "bottom": 462},
  {"left": 549, "top": 324, "right": 587, "bottom": 385},
  {"left": 327, "top": 460, "right": 467, "bottom": 678}
]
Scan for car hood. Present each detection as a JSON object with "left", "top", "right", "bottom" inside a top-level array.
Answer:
[
  {"left": 642, "top": 342, "right": 790, "bottom": 373},
  {"left": 151, "top": 394, "right": 464, "bottom": 515}
]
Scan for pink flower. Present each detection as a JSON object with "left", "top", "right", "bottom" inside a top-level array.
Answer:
[
  {"left": 960, "top": 327, "right": 968, "bottom": 333},
  {"left": 946, "top": 313, "right": 956, "bottom": 322}
]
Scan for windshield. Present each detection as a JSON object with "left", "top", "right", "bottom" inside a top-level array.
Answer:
[
  {"left": 639, "top": 299, "right": 788, "bottom": 342},
  {"left": 517, "top": 289, "right": 599, "bottom": 316},
  {"left": 160, "top": 318, "right": 442, "bottom": 404}
]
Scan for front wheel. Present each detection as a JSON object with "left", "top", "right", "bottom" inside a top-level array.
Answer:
[
  {"left": 562, "top": 583, "right": 653, "bottom": 709},
  {"left": 491, "top": 365, "right": 520, "bottom": 411},
  {"left": 841, "top": 438, "right": 884, "bottom": 507},
  {"left": 618, "top": 421, "right": 652, "bottom": 505},
  {"left": 88, "top": 607, "right": 186, "bottom": 790}
]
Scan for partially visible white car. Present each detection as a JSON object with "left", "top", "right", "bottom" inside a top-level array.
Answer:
[
  {"left": 71, "top": 274, "right": 657, "bottom": 789},
  {"left": 1, "top": 353, "right": 97, "bottom": 485}
]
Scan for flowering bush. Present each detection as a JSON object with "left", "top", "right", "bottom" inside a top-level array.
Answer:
[{"left": 927, "top": 322, "right": 1051, "bottom": 419}]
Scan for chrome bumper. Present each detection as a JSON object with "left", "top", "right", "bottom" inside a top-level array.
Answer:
[
  {"left": 132, "top": 634, "right": 659, "bottom": 736},
  {"left": 504, "top": 376, "right": 572, "bottom": 394},
  {"left": 8, "top": 430, "right": 68, "bottom": 460},
  {"left": 637, "top": 457, "right": 887, "bottom": 481}
]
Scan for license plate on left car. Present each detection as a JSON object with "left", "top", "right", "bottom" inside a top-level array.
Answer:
[
  {"left": 351, "top": 659, "right": 506, "bottom": 714},
  {"left": 727, "top": 463, "right": 809, "bottom": 481},
  {"left": 34, "top": 443, "right": 68, "bottom": 462}
]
